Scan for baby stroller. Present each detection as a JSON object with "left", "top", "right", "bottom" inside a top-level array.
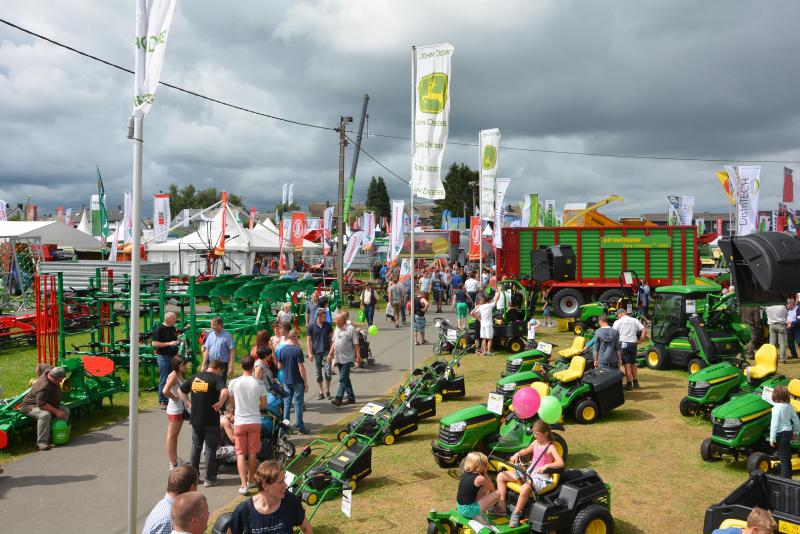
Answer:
[
  {"left": 432, "top": 317, "right": 460, "bottom": 355},
  {"left": 357, "top": 328, "right": 376, "bottom": 368}
]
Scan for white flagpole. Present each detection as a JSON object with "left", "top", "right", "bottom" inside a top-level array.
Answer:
[
  {"left": 127, "top": 114, "right": 143, "bottom": 534},
  {"left": 478, "top": 138, "right": 482, "bottom": 284},
  {"left": 410, "top": 46, "right": 416, "bottom": 372}
]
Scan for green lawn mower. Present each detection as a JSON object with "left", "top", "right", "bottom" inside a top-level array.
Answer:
[
  {"left": 502, "top": 336, "right": 590, "bottom": 378},
  {"left": 549, "top": 360, "right": 626, "bottom": 425},
  {"left": 641, "top": 281, "right": 749, "bottom": 373},
  {"left": 427, "top": 460, "right": 613, "bottom": 534},
  {"left": 680, "top": 344, "right": 781, "bottom": 417},
  {"left": 404, "top": 334, "right": 469, "bottom": 402},
  {"left": 699, "top": 378, "right": 794, "bottom": 467}
]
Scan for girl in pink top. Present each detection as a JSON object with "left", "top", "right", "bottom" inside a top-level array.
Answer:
[{"left": 495, "top": 420, "right": 565, "bottom": 527}]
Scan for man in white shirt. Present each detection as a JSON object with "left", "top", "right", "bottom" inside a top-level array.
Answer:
[
  {"left": 788, "top": 297, "right": 799, "bottom": 360},
  {"left": 471, "top": 296, "right": 496, "bottom": 355},
  {"left": 766, "top": 303, "right": 789, "bottom": 363},
  {"left": 227, "top": 356, "right": 267, "bottom": 495},
  {"left": 464, "top": 273, "right": 479, "bottom": 306},
  {"left": 612, "top": 309, "right": 647, "bottom": 390}
]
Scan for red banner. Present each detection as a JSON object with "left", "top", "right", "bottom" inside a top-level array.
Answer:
[
  {"left": 469, "top": 216, "right": 481, "bottom": 260},
  {"left": 249, "top": 207, "right": 256, "bottom": 230},
  {"left": 290, "top": 212, "right": 306, "bottom": 252},
  {"left": 784, "top": 167, "right": 794, "bottom": 203},
  {"left": 56, "top": 206, "right": 64, "bottom": 223},
  {"left": 716, "top": 218, "right": 723, "bottom": 236}
]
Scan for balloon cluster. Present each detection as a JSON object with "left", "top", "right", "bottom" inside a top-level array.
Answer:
[{"left": 511, "top": 387, "right": 563, "bottom": 424}]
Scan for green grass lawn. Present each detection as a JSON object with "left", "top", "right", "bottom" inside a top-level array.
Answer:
[{"left": 209, "top": 328, "right": 800, "bottom": 533}]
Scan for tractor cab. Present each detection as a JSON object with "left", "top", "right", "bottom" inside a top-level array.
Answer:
[{"left": 650, "top": 283, "right": 722, "bottom": 345}]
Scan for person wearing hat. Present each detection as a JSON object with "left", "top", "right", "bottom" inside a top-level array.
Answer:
[{"left": 20, "top": 366, "right": 70, "bottom": 451}]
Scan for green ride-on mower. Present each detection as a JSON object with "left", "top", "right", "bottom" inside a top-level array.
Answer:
[
  {"left": 427, "top": 456, "right": 614, "bottom": 534},
  {"left": 572, "top": 271, "right": 641, "bottom": 338},
  {"left": 699, "top": 378, "right": 796, "bottom": 469},
  {"left": 680, "top": 344, "right": 782, "bottom": 417},
  {"left": 463, "top": 279, "right": 536, "bottom": 354},
  {"left": 431, "top": 381, "right": 568, "bottom": 469},
  {"left": 641, "top": 281, "right": 749, "bottom": 374},
  {"left": 502, "top": 336, "right": 588, "bottom": 378},
  {"left": 549, "top": 358, "right": 626, "bottom": 425}
]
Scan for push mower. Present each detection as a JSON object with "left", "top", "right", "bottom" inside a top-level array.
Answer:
[
  {"left": 699, "top": 378, "right": 796, "bottom": 469},
  {"left": 680, "top": 344, "right": 782, "bottom": 418},
  {"left": 432, "top": 317, "right": 471, "bottom": 355},
  {"left": 427, "top": 457, "right": 614, "bottom": 534},
  {"left": 402, "top": 343, "right": 468, "bottom": 403}
]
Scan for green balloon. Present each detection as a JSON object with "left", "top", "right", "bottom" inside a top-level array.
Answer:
[
  {"left": 538, "top": 395, "right": 562, "bottom": 424},
  {"left": 368, "top": 324, "right": 379, "bottom": 336}
]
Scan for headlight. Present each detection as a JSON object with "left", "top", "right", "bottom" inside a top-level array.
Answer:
[
  {"left": 502, "top": 383, "right": 516, "bottom": 391},
  {"left": 449, "top": 421, "right": 466, "bottom": 433},
  {"left": 511, "top": 358, "right": 523, "bottom": 365},
  {"left": 693, "top": 381, "right": 710, "bottom": 389},
  {"left": 723, "top": 418, "right": 742, "bottom": 428}
]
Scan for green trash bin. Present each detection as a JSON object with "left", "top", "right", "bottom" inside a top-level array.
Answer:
[{"left": 51, "top": 419, "right": 71, "bottom": 446}]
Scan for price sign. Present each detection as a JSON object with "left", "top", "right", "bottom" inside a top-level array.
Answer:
[
  {"left": 284, "top": 470, "right": 296, "bottom": 487},
  {"left": 762, "top": 387, "right": 775, "bottom": 405},
  {"left": 446, "top": 329, "right": 459, "bottom": 342},
  {"left": 341, "top": 488, "right": 352, "bottom": 517},
  {"left": 487, "top": 392, "right": 504, "bottom": 415},
  {"left": 536, "top": 342, "right": 552, "bottom": 355},
  {"left": 359, "top": 402, "right": 384, "bottom": 415}
]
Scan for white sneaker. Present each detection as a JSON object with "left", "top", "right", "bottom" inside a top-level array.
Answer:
[{"left": 238, "top": 486, "right": 249, "bottom": 495}]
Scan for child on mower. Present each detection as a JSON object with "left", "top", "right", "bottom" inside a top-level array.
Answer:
[
  {"left": 711, "top": 507, "right": 776, "bottom": 533},
  {"left": 526, "top": 316, "right": 542, "bottom": 349},
  {"left": 496, "top": 420, "right": 565, "bottom": 528},
  {"left": 456, "top": 452, "right": 501, "bottom": 519}
]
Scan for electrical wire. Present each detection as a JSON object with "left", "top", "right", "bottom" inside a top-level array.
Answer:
[{"left": 345, "top": 135, "right": 409, "bottom": 184}]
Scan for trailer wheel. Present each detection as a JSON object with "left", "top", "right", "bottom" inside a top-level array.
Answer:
[
  {"left": 552, "top": 288, "right": 585, "bottom": 318},
  {"left": 646, "top": 344, "right": 669, "bottom": 370},
  {"left": 507, "top": 337, "right": 526, "bottom": 354},
  {"left": 747, "top": 452, "right": 772, "bottom": 474},
  {"left": 598, "top": 288, "right": 626, "bottom": 306},
  {"left": 700, "top": 438, "right": 722, "bottom": 462},
  {"left": 679, "top": 397, "right": 698, "bottom": 417},
  {"left": 572, "top": 503, "right": 614, "bottom": 534},
  {"left": 688, "top": 358, "right": 706, "bottom": 375}
]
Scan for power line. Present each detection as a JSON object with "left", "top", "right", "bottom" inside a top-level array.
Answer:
[
  {"left": 0, "top": 18, "right": 336, "bottom": 132},
  {"left": 346, "top": 135, "right": 409, "bottom": 184}
]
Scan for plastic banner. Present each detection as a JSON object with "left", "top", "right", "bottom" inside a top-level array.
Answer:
[
  {"left": 494, "top": 178, "right": 511, "bottom": 249},
  {"left": 344, "top": 231, "right": 365, "bottom": 272},
  {"left": 735, "top": 166, "right": 761, "bottom": 236},
  {"left": 153, "top": 193, "right": 171, "bottom": 243},
  {"left": 249, "top": 207, "right": 256, "bottom": 230},
  {"left": 290, "top": 212, "right": 305, "bottom": 251},
  {"left": 390, "top": 200, "right": 404, "bottom": 260},
  {"left": 133, "top": 0, "right": 178, "bottom": 117},
  {"left": 64, "top": 207, "right": 72, "bottom": 225},
  {"left": 363, "top": 212, "right": 376, "bottom": 245},
  {"left": 469, "top": 216, "right": 481, "bottom": 260},
  {"left": 480, "top": 128, "right": 501, "bottom": 219}
]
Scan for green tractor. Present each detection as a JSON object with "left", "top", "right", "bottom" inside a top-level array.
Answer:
[
  {"left": 680, "top": 344, "right": 782, "bottom": 417},
  {"left": 572, "top": 271, "right": 641, "bottom": 337},
  {"left": 502, "top": 337, "right": 587, "bottom": 378},
  {"left": 549, "top": 359, "right": 626, "bottom": 425},
  {"left": 465, "top": 279, "right": 536, "bottom": 354},
  {"left": 641, "top": 281, "right": 749, "bottom": 374}
]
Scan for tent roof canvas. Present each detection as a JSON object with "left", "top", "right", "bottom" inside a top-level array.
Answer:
[{"left": 0, "top": 221, "right": 103, "bottom": 251}]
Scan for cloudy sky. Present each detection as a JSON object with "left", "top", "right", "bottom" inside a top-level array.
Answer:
[{"left": 1, "top": 1, "right": 799, "bottom": 218}]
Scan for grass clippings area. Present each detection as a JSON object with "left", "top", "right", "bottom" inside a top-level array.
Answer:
[{"left": 212, "top": 328, "right": 800, "bottom": 533}]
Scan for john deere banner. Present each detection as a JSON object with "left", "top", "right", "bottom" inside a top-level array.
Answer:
[
  {"left": 543, "top": 200, "right": 556, "bottom": 227},
  {"left": 390, "top": 200, "right": 404, "bottom": 260},
  {"left": 469, "top": 216, "right": 481, "bottom": 259},
  {"left": 290, "top": 212, "right": 306, "bottom": 252},
  {"left": 735, "top": 165, "right": 761, "bottom": 236},
  {"left": 133, "top": 0, "right": 178, "bottom": 117},
  {"left": 479, "top": 128, "right": 501, "bottom": 219},
  {"left": 343, "top": 231, "right": 365, "bottom": 272},
  {"left": 412, "top": 43, "right": 454, "bottom": 199},
  {"left": 493, "top": 178, "right": 511, "bottom": 248},
  {"left": 601, "top": 235, "right": 671, "bottom": 249},
  {"left": 153, "top": 193, "right": 171, "bottom": 243},
  {"left": 521, "top": 194, "right": 540, "bottom": 227},
  {"left": 90, "top": 194, "right": 101, "bottom": 236}
]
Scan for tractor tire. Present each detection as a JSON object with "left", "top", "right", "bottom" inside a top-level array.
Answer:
[
  {"left": 574, "top": 398, "right": 600, "bottom": 424},
  {"left": 747, "top": 452, "right": 772, "bottom": 474},
  {"left": 598, "top": 288, "right": 626, "bottom": 306},
  {"left": 571, "top": 503, "right": 615, "bottom": 534},
  {"left": 573, "top": 321, "right": 587, "bottom": 335},
  {"left": 552, "top": 432, "right": 569, "bottom": 463},
  {"left": 700, "top": 438, "right": 722, "bottom": 462},
  {"left": 645, "top": 344, "right": 669, "bottom": 370},
  {"left": 428, "top": 519, "right": 456, "bottom": 534},
  {"left": 688, "top": 358, "right": 706, "bottom": 375},
  {"left": 434, "top": 454, "right": 461, "bottom": 469},
  {"left": 507, "top": 337, "right": 526, "bottom": 354},
  {"left": 552, "top": 288, "right": 585, "bottom": 318},
  {"left": 337, "top": 429, "right": 349, "bottom": 442},
  {"left": 679, "top": 397, "right": 698, "bottom": 417}
]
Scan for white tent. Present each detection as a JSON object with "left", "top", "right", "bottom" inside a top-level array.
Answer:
[
  {"left": 76, "top": 209, "right": 92, "bottom": 236},
  {"left": 0, "top": 221, "right": 103, "bottom": 251},
  {"left": 147, "top": 204, "right": 318, "bottom": 275}
]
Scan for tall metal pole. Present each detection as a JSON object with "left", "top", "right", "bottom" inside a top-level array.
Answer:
[
  {"left": 410, "top": 46, "right": 416, "bottom": 372},
  {"left": 336, "top": 117, "right": 350, "bottom": 309},
  {"left": 343, "top": 95, "right": 370, "bottom": 224},
  {"left": 126, "top": 114, "right": 143, "bottom": 534},
  {"left": 478, "top": 139, "right": 483, "bottom": 283}
]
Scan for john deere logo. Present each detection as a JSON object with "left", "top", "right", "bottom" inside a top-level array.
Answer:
[
  {"left": 482, "top": 145, "right": 497, "bottom": 170},
  {"left": 418, "top": 73, "right": 448, "bottom": 114}
]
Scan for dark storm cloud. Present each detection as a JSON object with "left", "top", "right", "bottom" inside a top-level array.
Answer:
[{"left": 0, "top": 0, "right": 799, "bottom": 217}]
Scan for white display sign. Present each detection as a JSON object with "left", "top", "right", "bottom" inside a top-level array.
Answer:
[
  {"left": 536, "top": 342, "right": 553, "bottom": 355},
  {"left": 341, "top": 488, "right": 352, "bottom": 517},
  {"left": 685, "top": 299, "right": 696, "bottom": 314},
  {"left": 762, "top": 387, "right": 775, "bottom": 405},
  {"left": 446, "top": 329, "right": 459, "bottom": 343},
  {"left": 284, "top": 470, "right": 296, "bottom": 487},
  {"left": 487, "top": 392, "right": 504, "bottom": 415},
  {"left": 360, "top": 402, "right": 384, "bottom": 415}
]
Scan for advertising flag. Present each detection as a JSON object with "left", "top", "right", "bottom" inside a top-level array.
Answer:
[
  {"left": 784, "top": 168, "right": 794, "bottom": 203},
  {"left": 734, "top": 166, "right": 761, "bottom": 236},
  {"left": 390, "top": 200, "right": 404, "bottom": 260},
  {"left": 288, "top": 183, "right": 294, "bottom": 205},
  {"left": 153, "top": 193, "right": 171, "bottom": 243},
  {"left": 717, "top": 217, "right": 723, "bottom": 235},
  {"left": 412, "top": 43, "right": 454, "bottom": 199},
  {"left": 555, "top": 212, "right": 564, "bottom": 227},
  {"left": 363, "top": 212, "right": 376, "bottom": 245},
  {"left": 343, "top": 231, "right": 365, "bottom": 272},
  {"left": 290, "top": 212, "right": 306, "bottom": 252},
  {"left": 544, "top": 200, "right": 556, "bottom": 227},
  {"left": 788, "top": 208, "right": 797, "bottom": 233},
  {"left": 64, "top": 208, "right": 72, "bottom": 225},
  {"left": 27, "top": 205, "right": 37, "bottom": 222},
  {"left": 772, "top": 209, "right": 778, "bottom": 233},
  {"left": 133, "top": 0, "right": 178, "bottom": 117},
  {"left": 716, "top": 168, "right": 737, "bottom": 205},
  {"left": 521, "top": 194, "right": 540, "bottom": 227},
  {"left": 56, "top": 206, "right": 64, "bottom": 223},
  {"left": 109, "top": 227, "right": 120, "bottom": 262},
  {"left": 91, "top": 195, "right": 101, "bottom": 236},
  {"left": 679, "top": 196, "right": 694, "bottom": 226},
  {"left": 0, "top": 201, "right": 6, "bottom": 222},
  {"left": 695, "top": 218, "right": 705, "bottom": 234},
  {"left": 493, "top": 178, "right": 511, "bottom": 249},
  {"left": 480, "top": 128, "right": 501, "bottom": 219},
  {"left": 323, "top": 207, "right": 334, "bottom": 240},
  {"left": 123, "top": 191, "right": 132, "bottom": 242},
  {"left": 469, "top": 216, "right": 481, "bottom": 260},
  {"left": 305, "top": 218, "right": 321, "bottom": 231},
  {"left": 282, "top": 183, "right": 288, "bottom": 206},
  {"left": 282, "top": 218, "right": 291, "bottom": 247}
]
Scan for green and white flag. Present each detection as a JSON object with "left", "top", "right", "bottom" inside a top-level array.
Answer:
[
  {"left": 412, "top": 43, "right": 454, "bottom": 200},
  {"left": 521, "top": 194, "right": 540, "bottom": 227},
  {"left": 544, "top": 200, "right": 556, "bottom": 226},
  {"left": 133, "top": 0, "right": 178, "bottom": 117},
  {"left": 93, "top": 167, "right": 109, "bottom": 250},
  {"left": 479, "top": 128, "right": 501, "bottom": 219}
]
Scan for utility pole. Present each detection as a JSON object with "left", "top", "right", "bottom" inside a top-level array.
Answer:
[{"left": 336, "top": 115, "right": 353, "bottom": 307}]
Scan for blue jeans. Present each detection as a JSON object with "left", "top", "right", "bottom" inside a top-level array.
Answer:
[
  {"left": 283, "top": 383, "right": 306, "bottom": 430},
  {"left": 335, "top": 362, "right": 355, "bottom": 401},
  {"left": 157, "top": 355, "right": 172, "bottom": 404},
  {"left": 364, "top": 304, "right": 375, "bottom": 326}
]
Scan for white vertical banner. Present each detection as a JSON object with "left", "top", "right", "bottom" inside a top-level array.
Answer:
[
  {"left": 479, "top": 128, "right": 501, "bottom": 219},
  {"left": 543, "top": 200, "right": 556, "bottom": 226},
  {"left": 109, "top": 227, "right": 121, "bottom": 262},
  {"left": 787, "top": 208, "right": 797, "bottom": 233},
  {"left": 133, "top": 0, "right": 178, "bottom": 118},
  {"left": 282, "top": 183, "right": 288, "bottom": 206},
  {"left": 555, "top": 212, "right": 564, "bottom": 227},
  {"left": 412, "top": 43, "right": 454, "bottom": 200},
  {"left": 679, "top": 196, "right": 694, "bottom": 226},
  {"left": 123, "top": 191, "right": 133, "bottom": 242},
  {"left": 493, "top": 178, "right": 511, "bottom": 248},
  {"left": 399, "top": 258, "right": 411, "bottom": 277},
  {"left": 323, "top": 206, "right": 334, "bottom": 256},
  {"left": 0, "top": 200, "right": 7, "bottom": 222},
  {"left": 363, "top": 212, "right": 376, "bottom": 245},
  {"left": 64, "top": 207, "right": 73, "bottom": 225},
  {"left": 771, "top": 209, "right": 778, "bottom": 232},
  {"left": 735, "top": 166, "right": 761, "bottom": 236},
  {"left": 282, "top": 218, "right": 291, "bottom": 246},
  {"left": 152, "top": 193, "right": 171, "bottom": 243},
  {"left": 390, "top": 200, "right": 405, "bottom": 260},
  {"left": 666, "top": 196, "right": 680, "bottom": 225},
  {"left": 343, "top": 231, "right": 365, "bottom": 272},
  {"left": 288, "top": 183, "right": 294, "bottom": 205}
]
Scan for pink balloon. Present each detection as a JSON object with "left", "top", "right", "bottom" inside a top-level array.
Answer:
[{"left": 511, "top": 387, "right": 541, "bottom": 420}]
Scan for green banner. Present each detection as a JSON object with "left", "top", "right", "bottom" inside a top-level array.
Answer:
[{"left": 601, "top": 234, "right": 671, "bottom": 249}]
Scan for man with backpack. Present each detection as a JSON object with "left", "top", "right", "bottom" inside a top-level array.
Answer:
[{"left": 592, "top": 315, "right": 622, "bottom": 370}]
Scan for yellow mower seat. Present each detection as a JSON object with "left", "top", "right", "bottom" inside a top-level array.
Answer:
[
  {"left": 530, "top": 381, "right": 550, "bottom": 399},
  {"left": 748, "top": 345, "right": 778, "bottom": 380},
  {"left": 718, "top": 519, "right": 747, "bottom": 530},
  {"left": 788, "top": 379, "right": 800, "bottom": 412},
  {"left": 557, "top": 337, "right": 586, "bottom": 359},
  {"left": 553, "top": 356, "right": 586, "bottom": 384},
  {"left": 497, "top": 461, "right": 561, "bottom": 496}
]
